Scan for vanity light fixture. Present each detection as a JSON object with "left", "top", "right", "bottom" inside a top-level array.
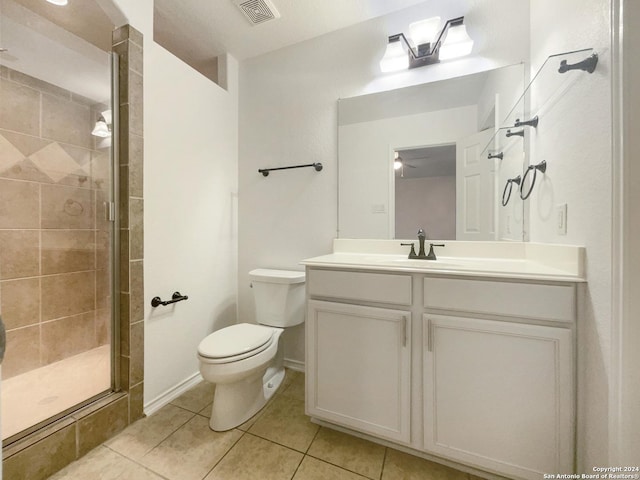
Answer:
[
  {"left": 91, "top": 110, "right": 112, "bottom": 138},
  {"left": 380, "top": 16, "right": 473, "bottom": 73},
  {"left": 46, "top": 0, "right": 68, "bottom": 5}
]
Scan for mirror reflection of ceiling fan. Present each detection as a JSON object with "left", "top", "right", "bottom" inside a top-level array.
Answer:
[{"left": 394, "top": 151, "right": 416, "bottom": 177}]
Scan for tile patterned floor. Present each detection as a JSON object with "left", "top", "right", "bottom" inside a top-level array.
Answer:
[{"left": 48, "top": 370, "right": 478, "bottom": 480}]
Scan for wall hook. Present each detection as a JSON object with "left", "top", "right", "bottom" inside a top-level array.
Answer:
[
  {"left": 506, "top": 129, "right": 525, "bottom": 138},
  {"left": 558, "top": 53, "right": 598, "bottom": 74},
  {"left": 514, "top": 116, "right": 539, "bottom": 128}
]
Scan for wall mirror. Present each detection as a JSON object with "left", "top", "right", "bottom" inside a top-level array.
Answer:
[{"left": 338, "top": 63, "right": 526, "bottom": 241}]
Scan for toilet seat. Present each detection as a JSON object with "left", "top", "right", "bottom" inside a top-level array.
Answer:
[{"left": 198, "top": 323, "right": 275, "bottom": 364}]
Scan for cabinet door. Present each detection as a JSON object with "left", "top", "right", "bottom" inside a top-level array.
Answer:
[
  {"left": 423, "top": 314, "right": 574, "bottom": 479},
  {"left": 306, "top": 300, "right": 411, "bottom": 443}
]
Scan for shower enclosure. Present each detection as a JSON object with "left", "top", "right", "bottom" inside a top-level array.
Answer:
[{"left": 0, "top": 0, "right": 117, "bottom": 442}]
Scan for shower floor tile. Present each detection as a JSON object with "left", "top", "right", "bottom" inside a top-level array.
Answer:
[{"left": 1, "top": 345, "right": 111, "bottom": 440}]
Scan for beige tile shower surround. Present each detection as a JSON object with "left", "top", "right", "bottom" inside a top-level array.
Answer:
[
  {"left": 41, "top": 371, "right": 481, "bottom": 480},
  {"left": 2, "top": 25, "right": 145, "bottom": 479},
  {"left": 0, "top": 67, "right": 111, "bottom": 381}
]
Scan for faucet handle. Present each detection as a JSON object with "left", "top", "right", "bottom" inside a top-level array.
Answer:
[
  {"left": 400, "top": 242, "right": 418, "bottom": 259},
  {"left": 426, "top": 243, "right": 445, "bottom": 260}
]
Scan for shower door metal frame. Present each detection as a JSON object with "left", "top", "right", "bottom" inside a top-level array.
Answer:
[
  {"left": 110, "top": 51, "right": 121, "bottom": 393},
  {"left": 2, "top": 52, "right": 121, "bottom": 448}
]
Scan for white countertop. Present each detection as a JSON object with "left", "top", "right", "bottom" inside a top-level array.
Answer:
[{"left": 301, "top": 240, "right": 586, "bottom": 282}]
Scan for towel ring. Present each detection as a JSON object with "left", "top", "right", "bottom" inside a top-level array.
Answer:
[
  {"left": 520, "top": 161, "right": 547, "bottom": 200},
  {"left": 502, "top": 175, "right": 521, "bottom": 206}
]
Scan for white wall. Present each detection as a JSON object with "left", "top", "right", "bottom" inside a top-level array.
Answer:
[
  {"left": 476, "top": 64, "right": 525, "bottom": 130},
  {"left": 395, "top": 176, "right": 456, "bottom": 239},
  {"left": 239, "top": 0, "right": 529, "bottom": 363},
  {"left": 528, "top": 0, "right": 612, "bottom": 470},
  {"left": 112, "top": 0, "right": 239, "bottom": 407}
]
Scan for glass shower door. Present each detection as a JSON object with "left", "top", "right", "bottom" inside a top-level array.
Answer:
[{"left": 0, "top": 0, "right": 115, "bottom": 442}]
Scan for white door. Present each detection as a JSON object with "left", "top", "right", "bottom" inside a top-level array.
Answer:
[
  {"left": 423, "top": 314, "right": 574, "bottom": 479},
  {"left": 456, "top": 130, "right": 496, "bottom": 240},
  {"left": 306, "top": 300, "right": 411, "bottom": 443}
]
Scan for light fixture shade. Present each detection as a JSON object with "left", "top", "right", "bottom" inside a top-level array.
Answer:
[
  {"left": 439, "top": 24, "right": 474, "bottom": 60},
  {"left": 91, "top": 120, "right": 110, "bottom": 138},
  {"left": 379, "top": 39, "right": 409, "bottom": 73},
  {"left": 409, "top": 17, "right": 441, "bottom": 47},
  {"left": 46, "top": 0, "right": 68, "bottom": 5},
  {"left": 101, "top": 109, "right": 112, "bottom": 125}
]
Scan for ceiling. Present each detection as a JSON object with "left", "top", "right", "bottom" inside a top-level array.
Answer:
[
  {"left": 6, "top": 0, "right": 114, "bottom": 51},
  {"left": 153, "top": 0, "right": 427, "bottom": 79},
  {"left": 0, "top": 0, "right": 112, "bottom": 102},
  {"left": 2, "top": 0, "right": 486, "bottom": 101},
  {"left": 396, "top": 145, "right": 456, "bottom": 179},
  {"left": 0, "top": 0, "right": 433, "bottom": 100}
]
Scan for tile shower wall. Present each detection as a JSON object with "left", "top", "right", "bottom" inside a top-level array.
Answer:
[
  {"left": 0, "top": 66, "right": 111, "bottom": 379},
  {"left": 2, "top": 25, "right": 144, "bottom": 480},
  {"left": 113, "top": 24, "right": 144, "bottom": 420}
]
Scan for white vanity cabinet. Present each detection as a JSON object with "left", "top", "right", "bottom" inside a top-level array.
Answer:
[
  {"left": 423, "top": 315, "right": 574, "bottom": 478},
  {"left": 421, "top": 277, "right": 576, "bottom": 479},
  {"left": 305, "top": 270, "right": 412, "bottom": 443},
  {"left": 305, "top": 266, "right": 577, "bottom": 480}
]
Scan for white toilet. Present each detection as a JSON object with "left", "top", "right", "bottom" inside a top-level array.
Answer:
[{"left": 197, "top": 268, "right": 305, "bottom": 431}]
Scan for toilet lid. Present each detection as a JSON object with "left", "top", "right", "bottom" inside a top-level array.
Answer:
[{"left": 198, "top": 323, "right": 274, "bottom": 359}]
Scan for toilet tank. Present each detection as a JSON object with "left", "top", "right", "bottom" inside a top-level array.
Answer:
[{"left": 249, "top": 269, "right": 305, "bottom": 327}]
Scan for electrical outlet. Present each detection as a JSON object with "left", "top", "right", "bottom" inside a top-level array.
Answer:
[{"left": 556, "top": 203, "right": 568, "bottom": 235}]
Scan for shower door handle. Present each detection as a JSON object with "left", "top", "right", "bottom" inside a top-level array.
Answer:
[{"left": 0, "top": 315, "right": 5, "bottom": 364}]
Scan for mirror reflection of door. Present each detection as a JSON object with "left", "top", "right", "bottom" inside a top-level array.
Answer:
[
  {"left": 456, "top": 129, "right": 496, "bottom": 240},
  {"left": 394, "top": 145, "right": 456, "bottom": 240}
]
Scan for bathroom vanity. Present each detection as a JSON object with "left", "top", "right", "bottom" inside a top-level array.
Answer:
[{"left": 302, "top": 240, "right": 585, "bottom": 480}]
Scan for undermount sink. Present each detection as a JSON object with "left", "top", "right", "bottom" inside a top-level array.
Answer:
[
  {"left": 390, "top": 258, "right": 462, "bottom": 268},
  {"left": 357, "top": 255, "right": 482, "bottom": 270}
]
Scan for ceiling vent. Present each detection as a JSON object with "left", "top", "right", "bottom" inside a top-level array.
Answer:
[{"left": 234, "top": 0, "right": 281, "bottom": 25}]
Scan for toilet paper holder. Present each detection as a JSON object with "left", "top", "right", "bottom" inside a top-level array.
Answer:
[{"left": 151, "top": 292, "right": 189, "bottom": 307}]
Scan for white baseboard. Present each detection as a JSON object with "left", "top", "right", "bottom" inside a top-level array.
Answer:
[
  {"left": 144, "top": 362, "right": 302, "bottom": 417},
  {"left": 144, "top": 372, "right": 204, "bottom": 416},
  {"left": 283, "top": 358, "right": 305, "bottom": 372}
]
